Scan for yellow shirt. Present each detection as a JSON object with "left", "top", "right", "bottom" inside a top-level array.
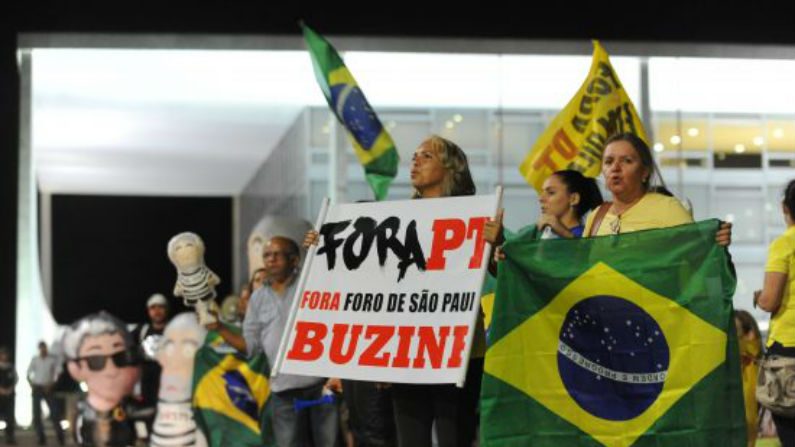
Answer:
[
  {"left": 584, "top": 192, "right": 694, "bottom": 236},
  {"left": 765, "top": 226, "right": 795, "bottom": 348},
  {"left": 738, "top": 335, "right": 760, "bottom": 445}
]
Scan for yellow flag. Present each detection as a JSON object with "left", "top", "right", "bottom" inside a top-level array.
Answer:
[{"left": 519, "top": 41, "right": 648, "bottom": 191}]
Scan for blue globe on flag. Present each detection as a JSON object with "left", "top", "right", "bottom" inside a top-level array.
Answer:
[
  {"left": 557, "top": 295, "right": 670, "bottom": 421},
  {"left": 330, "top": 84, "right": 383, "bottom": 151}
]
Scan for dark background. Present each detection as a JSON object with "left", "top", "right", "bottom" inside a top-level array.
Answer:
[
  {"left": 50, "top": 195, "right": 232, "bottom": 324},
  {"left": 2, "top": 2, "right": 794, "bottom": 357}
]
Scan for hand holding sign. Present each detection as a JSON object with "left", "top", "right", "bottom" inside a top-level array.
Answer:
[{"left": 274, "top": 193, "right": 501, "bottom": 385}]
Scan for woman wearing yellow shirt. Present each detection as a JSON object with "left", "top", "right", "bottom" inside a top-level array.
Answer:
[
  {"left": 584, "top": 133, "right": 732, "bottom": 244},
  {"left": 756, "top": 179, "right": 795, "bottom": 447}
]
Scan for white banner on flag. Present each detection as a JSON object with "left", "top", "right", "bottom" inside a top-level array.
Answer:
[{"left": 272, "top": 192, "right": 500, "bottom": 385}]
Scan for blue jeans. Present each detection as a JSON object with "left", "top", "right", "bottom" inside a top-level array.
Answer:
[
  {"left": 271, "top": 384, "right": 338, "bottom": 447},
  {"left": 32, "top": 386, "right": 64, "bottom": 445}
]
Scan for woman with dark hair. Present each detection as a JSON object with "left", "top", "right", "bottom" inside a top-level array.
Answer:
[
  {"left": 584, "top": 132, "right": 731, "bottom": 244},
  {"left": 484, "top": 170, "right": 603, "bottom": 271},
  {"left": 538, "top": 169, "right": 605, "bottom": 238},
  {"left": 755, "top": 179, "right": 795, "bottom": 447}
]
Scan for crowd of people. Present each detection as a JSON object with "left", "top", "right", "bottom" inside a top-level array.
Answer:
[{"left": 0, "top": 131, "right": 792, "bottom": 447}]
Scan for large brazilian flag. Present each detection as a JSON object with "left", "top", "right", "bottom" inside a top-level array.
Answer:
[
  {"left": 193, "top": 328, "right": 274, "bottom": 447},
  {"left": 481, "top": 220, "right": 745, "bottom": 447},
  {"left": 302, "top": 23, "right": 400, "bottom": 201}
]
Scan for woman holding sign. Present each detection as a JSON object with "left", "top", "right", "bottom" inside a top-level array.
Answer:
[
  {"left": 304, "top": 135, "right": 482, "bottom": 447},
  {"left": 396, "top": 135, "right": 481, "bottom": 447}
]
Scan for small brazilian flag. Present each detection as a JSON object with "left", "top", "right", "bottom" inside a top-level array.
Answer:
[
  {"left": 481, "top": 220, "right": 745, "bottom": 447},
  {"left": 193, "top": 327, "right": 274, "bottom": 447},
  {"left": 302, "top": 23, "right": 400, "bottom": 201}
]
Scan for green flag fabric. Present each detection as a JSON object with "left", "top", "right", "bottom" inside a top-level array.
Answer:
[
  {"left": 193, "top": 327, "right": 274, "bottom": 447},
  {"left": 301, "top": 23, "right": 400, "bottom": 201},
  {"left": 481, "top": 219, "right": 745, "bottom": 447}
]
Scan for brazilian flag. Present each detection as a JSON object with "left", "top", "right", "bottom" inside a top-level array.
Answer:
[
  {"left": 193, "top": 328, "right": 274, "bottom": 447},
  {"left": 481, "top": 220, "right": 745, "bottom": 447},
  {"left": 302, "top": 23, "right": 400, "bottom": 201}
]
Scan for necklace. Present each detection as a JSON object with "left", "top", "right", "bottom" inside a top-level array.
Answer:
[{"left": 608, "top": 194, "right": 645, "bottom": 235}]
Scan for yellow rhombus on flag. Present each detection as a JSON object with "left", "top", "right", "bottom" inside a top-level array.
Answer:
[
  {"left": 486, "top": 262, "right": 727, "bottom": 447},
  {"left": 518, "top": 40, "right": 648, "bottom": 192}
]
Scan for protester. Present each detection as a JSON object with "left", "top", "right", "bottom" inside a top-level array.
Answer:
[
  {"left": 27, "top": 341, "right": 65, "bottom": 446},
  {"left": 583, "top": 132, "right": 731, "bottom": 244},
  {"left": 755, "top": 178, "right": 795, "bottom": 447},
  {"left": 487, "top": 169, "right": 603, "bottom": 246},
  {"left": 734, "top": 310, "right": 762, "bottom": 447},
  {"left": 485, "top": 169, "right": 603, "bottom": 270},
  {"left": 211, "top": 236, "right": 338, "bottom": 447},
  {"left": 302, "top": 134, "right": 481, "bottom": 447},
  {"left": 249, "top": 267, "right": 267, "bottom": 294},
  {"left": 131, "top": 293, "right": 170, "bottom": 411},
  {"left": 394, "top": 135, "right": 482, "bottom": 447}
]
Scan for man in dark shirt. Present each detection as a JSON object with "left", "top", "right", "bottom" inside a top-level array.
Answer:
[{"left": 130, "top": 293, "right": 170, "bottom": 437}]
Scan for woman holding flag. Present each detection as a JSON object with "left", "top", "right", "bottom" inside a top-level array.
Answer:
[
  {"left": 584, "top": 132, "right": 732, "bottom": 244},
  {"left": 485, "top": 169, "right": 603, "bottom": 249}
]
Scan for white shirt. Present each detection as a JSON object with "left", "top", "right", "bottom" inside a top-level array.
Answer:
[{"left": 27, "top": 354, "right": 60, "bottom": 386}]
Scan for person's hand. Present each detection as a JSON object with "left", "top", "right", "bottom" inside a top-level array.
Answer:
[
  {"left": 205, "top": 309, "right": 221, "bottom": 331},
  {"left": 716, "top": 221, "right": 732, "bottom": 246},
  {"left": 537, "top": 213, "right": 565, "bottom": 234},
  {"left": 493, "top": 245, "right": 506, "bottom": 263},
  {"left": 303, "top": 230, "right": 319, "bottom": 248},
  {"left": 325, "top": 377, "right": 342, "bottom": 393},
  {"left": 484, "top": 209, "right": 504, "bottom": 245}
]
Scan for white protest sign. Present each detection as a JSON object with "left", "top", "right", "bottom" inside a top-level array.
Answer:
[{"left": 272, "top": 193, "right": 500, "bottom": 385}]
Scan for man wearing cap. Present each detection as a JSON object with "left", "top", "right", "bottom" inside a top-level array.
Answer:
[{"left": 131, "top": 293, "right": 171, "bottom": 437}]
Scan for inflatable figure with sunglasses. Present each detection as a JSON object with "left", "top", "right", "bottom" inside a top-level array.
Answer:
[{"left": 63, "top": 311, "right": 152, "bottom": 446}]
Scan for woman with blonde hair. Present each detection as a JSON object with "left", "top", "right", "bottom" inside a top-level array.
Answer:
[
  {"left": 394, "top": 135, "right": 482, "bottom": 447},
  {"left": 305, "top": 135, "right": 482, "bottom": 447}
]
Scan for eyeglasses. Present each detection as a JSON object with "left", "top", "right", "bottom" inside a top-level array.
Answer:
[
  {"left": 262, "top": 251, "right": 294, "bottom": 259},
  {"left": 76, "top": 349, "right": 140, "bottom": 371}
]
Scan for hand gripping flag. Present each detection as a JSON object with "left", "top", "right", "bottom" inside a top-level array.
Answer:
[
  {"left": 519, "top": 40, "right": 648, "bottom": 192},
  {"left": 481, "top": 220, "right": 746, "bottom": 447},
  {"left": 193, "top": 328, "right": 274, "bottom": 447},
  {"left": 302, "top": 23, "right": 400, "bottom": 201}
]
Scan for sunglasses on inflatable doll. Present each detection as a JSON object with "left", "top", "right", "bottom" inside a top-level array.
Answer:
[{"left": 75, "top": 349, "right": 140, "bottom": 371}]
